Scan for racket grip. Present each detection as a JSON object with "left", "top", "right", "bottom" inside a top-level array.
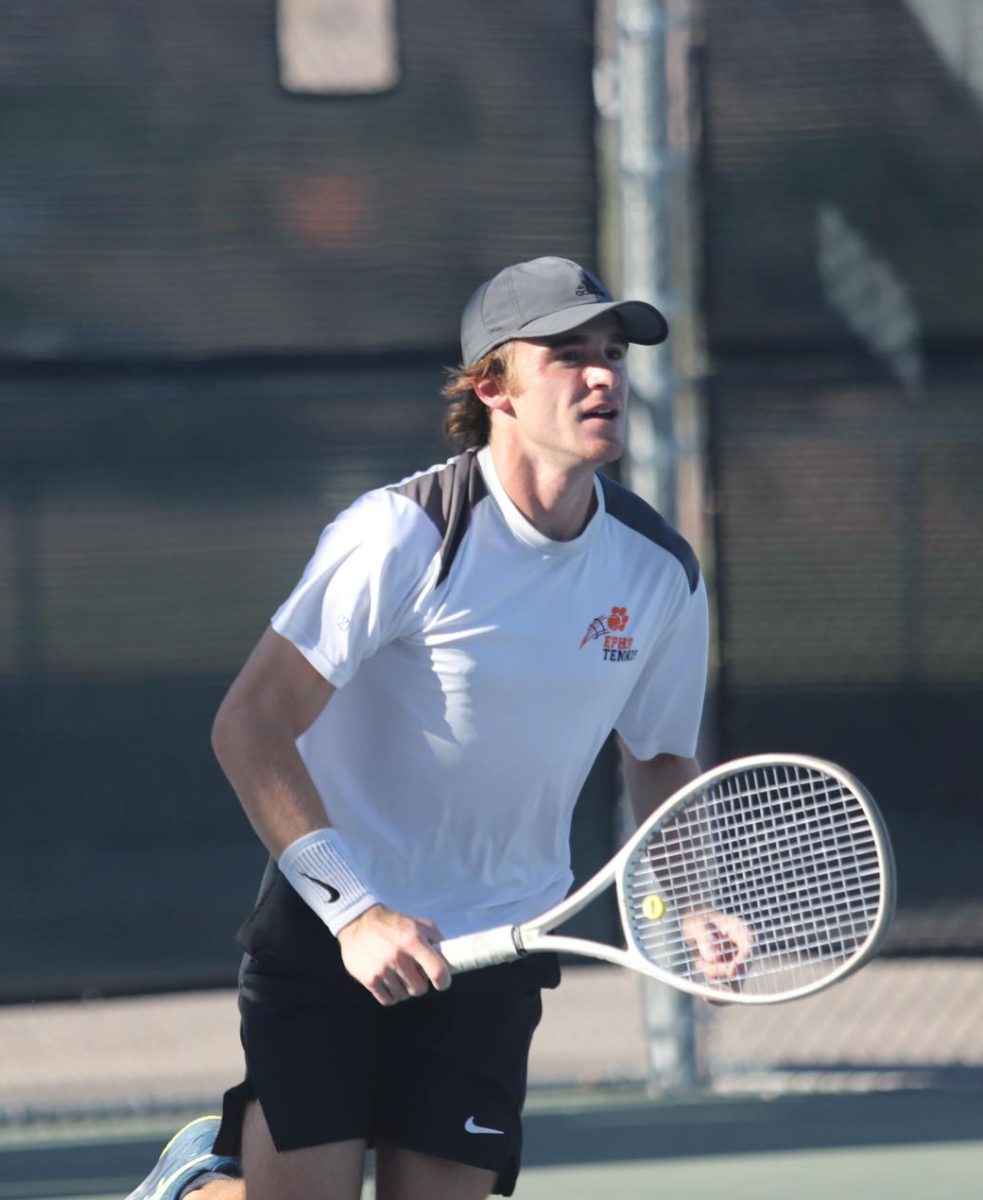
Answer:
[{"left": 438, "top": 925, "right": 523, "bottom": 974}]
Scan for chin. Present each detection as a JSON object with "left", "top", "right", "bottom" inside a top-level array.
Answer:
[{"left": 584, "top": 438, "right": 624, "bottom": 466}]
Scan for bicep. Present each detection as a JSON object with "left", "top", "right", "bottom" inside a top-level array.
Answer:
[
  {"left": 620, "top": 745, "right": 702, "bottom": 826},
  {"left": 216, "top": 627, "right": 336, "bottom": 741}
]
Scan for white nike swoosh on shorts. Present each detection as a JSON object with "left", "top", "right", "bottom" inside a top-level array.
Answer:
[{"left": 464, "top": 1116, "right": 505, "bottom": 1135}]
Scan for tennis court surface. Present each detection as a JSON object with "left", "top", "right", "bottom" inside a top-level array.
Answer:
[
  {"left": 1, "top": 1088, "right": 980, "bottom": 1200},
  {"left": 1, "top": 966, "right": 980, "bottom": 1199}
]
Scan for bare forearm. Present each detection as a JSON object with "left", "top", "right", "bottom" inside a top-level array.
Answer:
[
  {"left": 621, "top": 750, "right": 753, "bottom": 975},
  {"left": 212, "top": 698, "right": 330, "bottom": 859},
  {"left": 211, "top": 627, "right": 339, "bottom": 858},
  {"left": 621, "top": 749, "right": 707, "bottom": 915}
]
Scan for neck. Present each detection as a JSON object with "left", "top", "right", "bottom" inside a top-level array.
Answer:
[{"left": 485, "top": 440, "right": 599, "bottom": 541}]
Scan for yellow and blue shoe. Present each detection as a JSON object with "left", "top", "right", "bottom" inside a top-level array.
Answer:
[{"left": 125, "top": 1115, "right": 241, "bottom": 1200}]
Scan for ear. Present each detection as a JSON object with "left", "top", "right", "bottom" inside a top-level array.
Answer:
[{"left": 472, "top": 371, "right": 514, "bottom": 416}]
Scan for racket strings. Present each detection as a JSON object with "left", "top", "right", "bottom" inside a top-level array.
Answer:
[{"left": 624, "top": 764, "right": 887, "bottom": 997}]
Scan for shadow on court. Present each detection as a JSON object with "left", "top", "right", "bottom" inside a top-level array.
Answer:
[{"left": 1, "top": 1089, "right": 981, "bottom": 1200}]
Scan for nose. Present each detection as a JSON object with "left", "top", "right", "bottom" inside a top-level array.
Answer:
[{"left": 584, "top": 359, "right": 618, "bottom": 388}]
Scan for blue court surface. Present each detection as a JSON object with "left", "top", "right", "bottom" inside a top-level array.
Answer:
[{"left": 1, "top": 1087, "right": 980, "bottom": 1200}]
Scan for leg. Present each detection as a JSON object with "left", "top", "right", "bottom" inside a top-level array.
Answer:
[
  {"left": 374, "top": 1141, "right": 496, "bottom": 1200},
  {"left": 239, "top": 1098, "right": 366, "bottom": 1200},
  {"left": 373, "top": 957, "right": 560, "bottom": 1200},
  {"left": 228, "top": 926, "right": 386, "bottom": 1195},
  {"left": 184, "top": 1181, "right": 243, "bottom": 1199}
]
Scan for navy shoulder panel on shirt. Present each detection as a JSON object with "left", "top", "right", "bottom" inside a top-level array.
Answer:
[
  {"left": 388, "top": 450, "right": 488, "bottom": 586},
  {"left": 599, "top": 474, "right": 700, "bottom": 594}
]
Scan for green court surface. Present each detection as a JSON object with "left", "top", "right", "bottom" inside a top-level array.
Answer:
[
  {"left": 517, "top": 1142, "right": 982, "bottom": 1199},
  {"left": 0, "top": 1087, "right": 980, "bottom": 1199},
  {"left": 516, "top": 1088, "right": 983, "bottom": 1198}
]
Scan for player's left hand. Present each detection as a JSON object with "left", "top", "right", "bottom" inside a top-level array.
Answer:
[{"left": 681, "top": 911, "right": 754, "bottom": 991}]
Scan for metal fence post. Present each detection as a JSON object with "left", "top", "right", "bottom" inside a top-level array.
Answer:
[{"left": 615, "top": 0, "right": 704, "bottom": 1095}]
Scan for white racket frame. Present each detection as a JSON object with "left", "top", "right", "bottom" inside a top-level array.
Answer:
[{"left": 438, "top": 753, "right": 897, "bottom": 1005}]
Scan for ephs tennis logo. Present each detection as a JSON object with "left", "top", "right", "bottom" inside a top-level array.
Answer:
[{"left": 579, "top": 606, "right": 638, "bottom": 662}]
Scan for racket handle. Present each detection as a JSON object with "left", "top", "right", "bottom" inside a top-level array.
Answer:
[{"left": 438, "top": 925, "right": 523, "bottom": 974}]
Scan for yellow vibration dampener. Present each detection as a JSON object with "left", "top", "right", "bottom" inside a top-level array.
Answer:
[{"left": 642, "top": 894, "right": 666, "bottom": 921}]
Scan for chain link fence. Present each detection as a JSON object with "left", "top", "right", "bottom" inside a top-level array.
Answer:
[
  {"left": 692, "top": 0, "right": 983, "bottom": 1093},
  {"left": 2, "top": 0, "right": 982, "bottom": 1121}
]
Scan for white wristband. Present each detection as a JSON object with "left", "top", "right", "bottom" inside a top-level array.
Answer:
[{"left": 278, "top": 828, "right": 380, "bottom": 936}]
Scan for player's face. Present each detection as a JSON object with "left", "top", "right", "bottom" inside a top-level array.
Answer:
[{"left": 505, "top": 314, "right": 630, "bottom": 469}]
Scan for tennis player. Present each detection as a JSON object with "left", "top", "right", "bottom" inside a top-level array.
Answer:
[{"left": 126, "top": 256, "right": 744, "bottom": 1200}]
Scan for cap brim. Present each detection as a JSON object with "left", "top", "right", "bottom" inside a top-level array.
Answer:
[{"left": 515, "top": 299, "right": 668, "bottom": 346}]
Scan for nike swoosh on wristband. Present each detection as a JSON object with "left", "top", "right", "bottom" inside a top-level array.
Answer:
[
  {"left": 300, "top": 872, "right": 341, "bottom": 903},
  {"left": 464, "top": 1116, "right": 505, "bottom": 1135}
]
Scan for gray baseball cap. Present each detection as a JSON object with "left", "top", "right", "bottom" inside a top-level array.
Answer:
[{"left": 460, "top": 256, "right": 668, "bottom": 366}]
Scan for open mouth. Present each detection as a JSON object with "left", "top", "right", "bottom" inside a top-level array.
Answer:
[{"left": 582, "top": 407, "right": 619, "bottom": 422}]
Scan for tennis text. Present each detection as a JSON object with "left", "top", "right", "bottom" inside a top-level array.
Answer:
[{"left": 602, "top": 635, "right": 637, "bottom": 662}]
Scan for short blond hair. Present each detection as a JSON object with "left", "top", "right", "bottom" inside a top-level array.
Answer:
[{"left": 441, "top": 342, "right": 517, "bottom": 450}]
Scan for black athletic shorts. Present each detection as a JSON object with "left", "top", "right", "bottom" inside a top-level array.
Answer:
[{"left": 214, "top": 861, "right": 560, "bottom": 1196}]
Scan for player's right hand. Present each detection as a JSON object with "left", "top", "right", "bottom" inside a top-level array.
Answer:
[{"left": 336, "top": 904, "right": 451, "bottom": 1006}]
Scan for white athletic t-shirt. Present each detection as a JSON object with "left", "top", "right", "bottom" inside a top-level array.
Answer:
[{"left": 272, "top": 446, "right": 708, "bottom": 938}]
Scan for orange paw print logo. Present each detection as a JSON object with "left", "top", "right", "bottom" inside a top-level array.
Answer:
[{"left": 607, "top": 606, "right": 629, "bottom": 632}]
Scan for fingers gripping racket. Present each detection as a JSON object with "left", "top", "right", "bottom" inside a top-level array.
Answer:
[{"left": 438, "top": 755, "right": 896, "bottom": 1005}]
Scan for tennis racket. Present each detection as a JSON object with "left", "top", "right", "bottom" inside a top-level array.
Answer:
[{"left": 438, "top": 754, "right": 896, "bottom": 1005}]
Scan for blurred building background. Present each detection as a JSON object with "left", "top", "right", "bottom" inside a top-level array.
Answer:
[{"left": 1, "top": 0, "right": 981, "bottom": 1096}]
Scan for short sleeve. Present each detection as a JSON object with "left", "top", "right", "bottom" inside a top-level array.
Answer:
[
  {"left": 271, "top": 489, "right": 440, "bottom": 688},
  {"left": 614, "top": 574, "right": 709, "bottom": 760}
]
